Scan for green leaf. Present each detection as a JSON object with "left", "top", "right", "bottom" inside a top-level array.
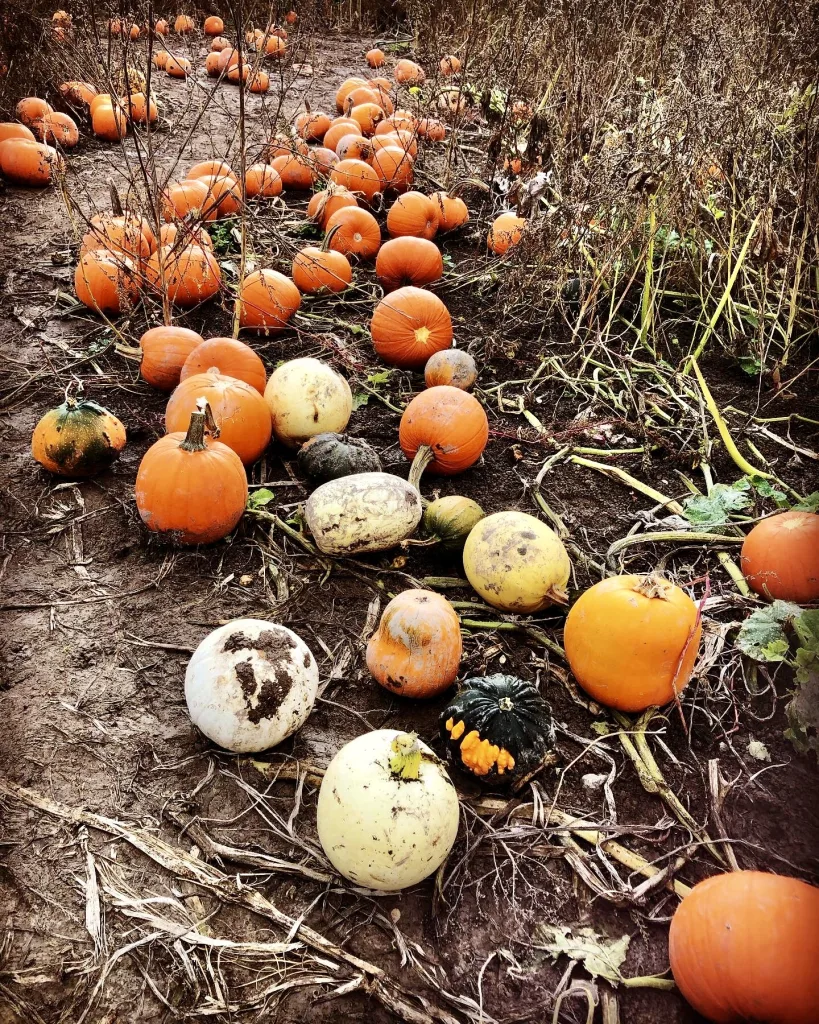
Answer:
[
  {"left": 736, "top": 600, "right": 802, "bottom": 662},
  {"left": 738, "top": 356, "right": 762, "bottom": 375},
  {"left": 750, "top": 477, "right": 790, "bottom": 507},
  {"left": 683, "top": 480, "right": 751, "bottom": 528},
  {"left": 536, "top": 925, "right": 630, "bottom": 985},
  {"left": 489, "top": 87, "right": 508, "bottom": 115},
  {"left": 794, "top": 492, "right": 819, "bottom": 512},
  {"left": 367, "top": 369, "right": 393, "bottom": 386},
  {"left": 247, "top": 488, "right": 275, "bottom": 510},
  {"left": 351, "top": 391, "right": 370, "bottom": 410}
]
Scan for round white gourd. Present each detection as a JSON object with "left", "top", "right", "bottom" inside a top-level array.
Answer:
[
  {"left": 317, "top": 730, "right": 460, "bottom": 890},
  {"left": 185, "top": 618, "right": 318, "bottom": 752},
  {"left": 265, "top": 357, "right": 352, "bottom": 448}
]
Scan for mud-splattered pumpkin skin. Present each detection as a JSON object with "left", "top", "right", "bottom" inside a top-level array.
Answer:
[
  {"left": 31, "top": 398, "right": 126, "bottom": 477},
  {"left": 297, "top": 432, "right": 382, "bottom": 483},
  {"left": 440, "top": 674, "right": 555, "bottom": 783},
  {"left": 185, "top": 619, "right": 319, "bottom": 752}
]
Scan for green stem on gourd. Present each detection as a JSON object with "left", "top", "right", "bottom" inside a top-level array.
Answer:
[
  {"left": 179, "top": 398, "right": 218, "bottom": 452},
  {"left": 321, "top": 222, "right": 343, "bottom": 252},
  {"left": 408, "top": 444, "right": 434, "bottom": 492},
  {"left": 389, "top": 732, "right": 422, "bottom": 780}
]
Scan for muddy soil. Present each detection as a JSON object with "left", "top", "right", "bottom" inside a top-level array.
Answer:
[{"left": 1, "top": 26, "right": 818, "bottom": 1024}]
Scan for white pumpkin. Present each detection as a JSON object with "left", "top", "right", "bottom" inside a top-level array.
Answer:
[
  {"left": 185, "top": 619, "right": 318, "bottom": 752},
  {"left": 304, "top": 471, "right": 422, "bottom": 555},
  {"left": 265, "top": 357, "right": 352, "bottom": 448},
  {"left": 317, "top": 730, "right": 460, "bottom": 890}
]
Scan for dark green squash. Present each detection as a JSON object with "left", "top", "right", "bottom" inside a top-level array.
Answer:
[
  {"left": 297, "top": 432, "right": 382, "bottom": 484},
  {"left": 440, "top": 674, "right": 555, "bottom": 784},
  {"left": 422, "top": 495, "right": 485, "bottom": 552}
]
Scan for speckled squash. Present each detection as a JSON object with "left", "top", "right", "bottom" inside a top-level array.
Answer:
[{"left": 31, "top": 398, "right": 126, "bottom": 477}]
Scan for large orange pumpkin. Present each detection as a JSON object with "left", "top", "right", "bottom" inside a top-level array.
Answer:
[
  {"left": 245, "top": 163, "right": 282, "bottom": 198},
  {"left": 0, "top": 139, "right": 62, "bottom": 186},
  {"left": 330, "top": 158, "right": 380, "bottom": 201},
  {"left": 0, "top": 123, "right": 36, "bottom": 144},
  {"left": 139, "top": 325, "right": 204, "bottom": 390},
  {"left": 199, "top": 174, "right": 242, "bottom": 220},
  {"left": 174, "top": 14, "right": 195, "bottom": 33},
  {"left": 36, "top": 111, "right": 79, "bottom": 148},
  {"left": 136, "top": 401, "right": 248, "bottom": 545},
  {"left": 563, "top": 574, "right": 702, "bottom": 711},
  {"left": 15, "top": 97, "right": 51, "bottom": 128},
  {"left": 399, "top": 386, "right": 489, "bottom": 481},
  {"left": 325, "top": 206, "right": 381, "bottom": 260},
  {"left": 166, "top": 370, "right": 272, "bottom": 465},
  {"left": 394, "top": 59, "right": 425, "bottom": 84},
  {"left": 335, "top": 76, "right": 368, "bottom": 112},
  {"left": 669, "top": 871, "right": 819, "bottom": 1024},
  {"left": 238, "top": 268, "right": 301, "bottom": 333},
  {"left": 370, "top": 286, "right": 452, "bottom": 368},
  {"left": 269, "top": 153, "right": 315, "bottom": 191},
  {"left": 145, "top": 245, "right": 222, "bottom": 307},
  {"left": 32, "top": 397, "right": 126, "bottom": 477},
  {"left": 740, "top": 510, "right": 819, "bottom": 603},
  {"left": 387, "top": 191, "right": 439, "bottom": 239},
  {"left": 335, "top": 134, "right": 373, "bottom": 162},
  {"left": 294, "top": 110, "right": 331, "bottom": 141},
  {"left": 181, "top": 337, "right": 266, "bottom": 393},
  {"left": 81, "top": 215, "right": 155, "bottom": 261},
  {"left": 431, "top": 191, "right": 468, "bottom": 232},
  {"left": 74, "top": 251, "right": 138, "bottom": 313},
  {"left": 375, "top": 236, "right": 442, "bottom": 291},
  {"left": 366, "top": 590, "right": 462, "bottom": 698},
  {"left": 92, "top": 101, "right": 127, "bottom": 141},
  {"left": 371, "top": 145, "right": 414, "bottom": 193},
  {"left": 203, "top": 15, "right": 224, "bottom": 35},
  {"left": 323, "top": 118, "right": 362, "bottom": 153}
]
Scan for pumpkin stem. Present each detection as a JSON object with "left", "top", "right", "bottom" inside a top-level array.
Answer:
[
  {"left": 179, "top": 398, "right": 220, "bottom": 451},
  {"left": 389, "top": 732, "right": 422, "bottom": 780},
  {"left": 546, "top": 584, "right": 569, "bottom": 606},
  {"left": 408, "top": 444, "right": 434, "bottom": 492},
  {"left": 322, "top": 222, "right": 343, "bottom": 252},
  {"left": 634, "top": 572, "right": 674, "bottom": 600}
]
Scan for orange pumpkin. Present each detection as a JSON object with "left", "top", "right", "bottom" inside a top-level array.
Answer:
[
  {"left": 92, "top": 101, "right": 127, "bottom": 141},
  {"left": 145, "top": 245, "right": 222, "bottom": 307},
  {"left": 174, "top": 14, "right": 195, "bottom": 33},
  {"left": 188, "top": 159, "right": 236, "bottom": 182},
  {"left": 159, "top": 223, "right": 213, "bottom": 249},
  {"left": 292, "top": 231, "right": 352, "bottom": 294},
  {"left": 238, "top": 268, "right": 301, "bottom": 333},
  {"left": 307, "top": 185, "right": 358, "bottom": 229},
  {"left": 440, "top": 55, "right": 461, "bottom": 75},
  {"left": 399, "top": 386, "right": 488, "bottom": 479},
  {"left": 181, "top": 338, "right": 266, "bottom": 393},
  {"left": 740, "top": 510, "right": 819, "bottom": 603},
  {"left": 154, "top": 50, "right": 171, "bottom": 69},
  {"left": 335, "top": 76, "right": 368, "bottom": 112},
  {"left": 349, "top": 101, "right": 384, "bottom": 136},
  {"left": 248, "top": 70, "right": 270, "bottom": 93},
  {"left": 375, "top": 236, "right": 442, "bottom": 291},
  {"left": 15, "top": 97, "right": 51, "bottom": 128},
  {"left": 308, "top": 147, "right": 339, "bottom": 176},
  {"left": 128, "top": 93, "right": 158, "bottom": 124},
  {"left": 394, "top": 59, "right": 425, "bottom": 84},
  {"left": 0, "top": 123, "right": 35, "bottom": 144},
  {"left": 264, "top": 35, "right": 286, "bottom": 57},
  {"left": 0, "top": 139, "right": 62, "bottom": 185},
  {"left": 563, "top": 574, "right": 702, "bottom": 711},
  {"left": 74, "top": 251, "right": 138, "bottom": 313},
  {"left": 199, "top": 174, "right": 242, "bottom": 220},
  {"left": 488, "top": 212, "right": 525, "bottom": 254},
  {"left": 262, "top": 133, "right": 309, "bottom": 161},
  {"left": 166, "top": 55, "right": 192, "bottom": 78},
  {"left": 58, "top": 81, "right": 98, "bottom": 107},
  {"left": 245, "top": 163, "right": 282, "bottom": 198},
  {"left": 323, "top": 119, "right": 362, "bottom": 153},
  {"left": 346, "top": 86, "right": 381, "bottom": 110},
  {"left": 417, "top": 118, "right": 446, "bottom": 141},
  {"left": 139, "top": 325, "right": 204, "bottom": 390},
  {"left": 431, "top": 190, "right": 468, "bottom": 231},
  {"left": 371, "top": 145, "right": 414, "bottom": 193},
  {"left": 366, "top": 590, "right": 462, "bottom": 698},
  {"left": 370, "top": 286, "right": 452, "bottom": 368},
  {"left": 294, "top": 110, "right": 331, "bottom": 141},
  {"left": 335, "top": 134, "right": 373, "bottom": 162},
  {"left": 136, "top": 401, "right": 248, "bottom": 545},
  {"left": 210, "top": 35, "right": 230, "bottom": 51},
  {"left": 387, "top": 191, "right": 439, "bottom": 239},
  {"left": 269, "top": 153, "right": 316, "bottom": 190},
  {"left": 375, "top": 115, "right": 416, "bottom": 136},
  {"left": 366, "top": 48, "right": 385, "bottom": 68},
  {"left": 381, "top": 128, "right": 417, "bottom": 157},
  {"left": 325, "top": 206, "right": 381, "bottom": 260},
  {"left": 154, "top": 19, "right": 170, "bottom": 35},
  {"left": 424, "top": 349, "right": 477, "bottom": 391},
  {"left": 369, "top": 77, "right": 393, "bottom": 94},
  {"left": 32, "top": 397, "right": 126, "bottom": 478},
  {"left": 227, "top": 62, "right": 250, "bottom": 84},
  {"left": 166, "top": 370, "right": 272, "bottom": 465},
  {"left": 81, "top": 215, "right": 154, "bottom": 260},
  {"left": 217, "top": 48, "right": 242, "bottom": 73},
  {"left": 330, "top": 158, "right": 380, "bottom": 200},
  {"left": 204, "top": 15, "right": 224, "bottom": 35},
  {"left": 669, "top": 871, "right": 819, "bottom": 1024},
  {"left": 205, "top": 51, "right": 223, "bottom": 76},
  {"left": 161, "top": 179, "right": 209, "bottom": 221}
]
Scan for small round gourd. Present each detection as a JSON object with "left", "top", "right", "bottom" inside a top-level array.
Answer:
[
  {"left": 297, "top": 433, "right": 382, "bottom": 483},
  {"left": 740, "top": 510, "right": 819, "bottom": 604},
  {"left": 185, "top": 618, "right": 319, "bottom": 753},
  {"left": 422, "top": 495, "right": 485, "bottom": 552},
  {"left": 32, "top": 397, "right": 126, "bottom": 477},
  {"left": 265, "top": 357, "right": 352, "bottom": 448},
  {"left": 441, "top": 674, "right": 555, "bottom": 783},
  {"left": 317, "top": 730, "right": 460, "bottom": 890},
  {"left": 424, "top": 349, "right": 477, "bottom": 391}
]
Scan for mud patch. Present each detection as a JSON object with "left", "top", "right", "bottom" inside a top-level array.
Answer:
[
  {"left": 222, "top": 628, "right": 297, "bottom": 662},
  {"left": 233, "top": 657, "right": 296, "bottom": 724}
]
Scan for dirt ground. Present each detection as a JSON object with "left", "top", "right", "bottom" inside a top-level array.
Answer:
[{"left": 1, "top": 25, "right": 818, "bottom": 1024}]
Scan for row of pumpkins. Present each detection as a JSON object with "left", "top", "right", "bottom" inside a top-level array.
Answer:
[{"left": 27, "top": 33, "right": 819, "bottom": 1023}]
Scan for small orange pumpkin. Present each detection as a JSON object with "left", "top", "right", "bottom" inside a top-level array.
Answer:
[
  {"left": 335, "top": 76, "right": 368, "bottom": 112},
  {"left": 325, "top": 206, "right": 381, "bottom": 260},
  {"left": 424, "top": 349, "right": 477, "bottom": 391},
  {"left": 188, "top": 159, "right": 236, "bottom": 182},
  {"left": 375, "top": 236, "right": 442, "bottom": 291},
  {"left": 488, "top": 212, "right": 525, "bottom": 254},
  {"left": 330, "top": 158, "right": 380, "bottom": 201},
  {"left": 248, "top": 70, "right": 270, "bottom": 93},
  {"left": 81, "top": 215, "right": 154, "bottom": 261},
  {"left": 366, "top": 590, "right": 462, "bottom": 698},
  {"left": 245, "top": 163, "right": 282, "bottom": 198},
  {"left": 161, "top": 179, "right": 209, "bottom": 221},
  {"left": 154, "top": 50, "right": 171, "bottom": 69},
  {"left": 740, "top": 510, "right": 819, "bottom": 603},
  {"left": 399, "top": 386, "right": 488, "bottom": 481},
  {"left": 32, "top": 396, "right": 126, "bottom": 478},
  {"left": 295, "top": 109, "right": 331, "bottom": 141},
  {"left": 431, "top": 190, "right": 468, "bottom": 231},
  {"left": 58, "top": 81, "right": 98, "bottom": 107},
  {"left": 366, "top": 48, "right": 385, "bottom": 68},
  {"left": 174, "top": 14, "right": 195, "bottom": 33},
  {"left": 15, "top": 97, "right": 51, "bottom": 128},
  {"left": 166, "top": 370, "right": 272, "bottom": 465},
  {"left": 92, "top": 101, "right": 127, "bottom": 141},
  {"left": 262, "top": 133, "right": 309, "bottom": 161},
  {"left": 335, "top": 134, "right": 373, "bottom": 162},
  {"left": 440, "top": 55, "right": 461, "bottom": 75},
  {"left": 308, "top": 147, "right": 339, "bottom": 176},
  {"left": 238, "top": 269, "right": 301, "bottom": 333},
  {"left": 264, "top": 34, "right": 286, "bottom": 57},
  {"left": 74, "top": 251, "right": 138, "bottom": 313},
  {"left": 205, "top": 51, "right": 223, "bottom": 77},
  {"left": 145, "top": 245, "right": 222, "bottom": 307},
  {"left": 269, "top": 153, "right": 316, "bottom": 190},
  {"left": 0, "top": 139, "right": 62, "bottom": 185},
  {"left": 203, "top": 15, "right": 224, "bottom": 35},
  {"left": 139, "top": 325, "right": 204, "bottom": 390},
  {"left": 210, "top": 35, "right": 230, "bottom": 51},
  {"left": 181, "top": 338, "right": 267, "bottom": 393},
  {"left": 136, "top": 400, "right": 248, "bottom": 545},
  {"left": 292, "top": 229, "right": 352, "bottom": 295},
  {"left": 349, "top": 101, "right": 384, "bottom": 136},
  {"left": 371, "top": 145, "right": 414, "bottom": 193},
  {"left": 307, "top": 185, "right": 358, "bottom": 228},
  {"left": 394, "top": 59, "right": 425, "bottom": 84},
  {"left": 387, "top": 191, "right": 439, "bottom": 239},
  {"left": 417, "top": 118, "right": 446, "bottom": 141},
  {"left": 323, "top": 119, "right": 362, "bottom": 153},
  {"left": 563, "top": 574, "right": 702, "bottom": 711},
  {"left": 370, "top": 286, "right": 452, "bottom": 368},
  {"left": 199, "top": 174, "right": 242, "bottom": 220},
  {"left": 154, "top": 19, "right": 170, "bottom": 35},
  {"left": 128, "top": 93, "right": 158, "bottom": 125},
  {"left": 166, "top": 55, "right": 192, "bottom": 78}
]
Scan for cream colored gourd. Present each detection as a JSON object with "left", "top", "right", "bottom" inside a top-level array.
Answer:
[
  {"left": 463, "top": 511, "right": 571, "bottom": 613},
  {"left": 185, "top": 619, "right": 318, "bottom": 752},
  {"left": 317, "top": 730, "right": 460, "bottom": 890},
  {"left": 305, "top": 472, "right": 422, "bottom": 555},
  {"left": 265, "top": 357, "right": 352, "bottom": 447}
]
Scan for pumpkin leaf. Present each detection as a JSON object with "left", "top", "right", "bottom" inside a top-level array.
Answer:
[
  {"left": 750, "top": 476, "right": 790, "bottom": 507},
  {"left": 794, "top": 491, "right": 819, "bottom": 512},
  {"left": 785, "top": 649, "right": 819, "bottom": 758},
  {"left": 367, "top": 369, "right": 393, "bottom": 386},
  {"left": 247, "top": 488, "right": 275, "bottom": 510},
  {"left": 351, "top": 391, "right": 370, "bottom": 410},
  {"left": 736, "top": 600, "right": 802, "bottom": 662},
  {"left": 683, "top": 479, "right": 751, "bottom": 529},
  {"left": 535, "top": 925, "right": 630, "bottom": 984}
]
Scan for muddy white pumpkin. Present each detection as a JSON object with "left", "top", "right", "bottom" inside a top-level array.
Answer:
[
  {"left": 317, "top": 730, "right": 460, "bottom": 890},
  {"left": 305, "top": 471, "right": 422, "bottom": 555},
  {"left": 185, "top": 619, "right": 319, "bottom": 752},
  {"left": 264, "top": 357, "right": 352, "bottom": 448}
]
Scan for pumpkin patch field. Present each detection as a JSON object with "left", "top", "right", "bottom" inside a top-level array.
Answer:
[{"left": 1, "top": 2, "right": 818, "bottom": 1022}]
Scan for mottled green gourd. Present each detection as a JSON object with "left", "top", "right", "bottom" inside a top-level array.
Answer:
[
  {"left": 31, "top": 397, "right": 126, "bottom": 477},
  {"left": 422, "top": 495, "right": 485, "bottom": 551},
  {"left": 297, "top": 432, "right": 382, "bottom": 484}
]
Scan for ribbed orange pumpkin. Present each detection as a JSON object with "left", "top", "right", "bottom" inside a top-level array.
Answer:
[
  {"left": 372, "top": 145, "right": 414, "bottom": 193},
  {"left": 370, "top": 286, "right": 452, "bottom": 368},
  {"left": 154, "top": 50, "right": 171, "bottom": 69},
  {"left": 399, "top": 386, "right": 488, "bottom": 480},
  {"left": 440, "top": 55, "right": 462, "bottom": 75},
  {"left": 335, "top": 76, "right": 368, "bottom": 112},
  {"left": 174, "top": 14, "right": 195, "bottom": 33},
  {"left": 36, "top": 111, "right": 79, "bottom": 148},
  {"left": 81, "top": 215, "right": 154, "bottom": 260},
  {"left": 387, "top": 191, "right": 439, "bottom": 239},
  {"left": 159, "top": 223, "right": 213, "bottom": 250},
  {"left": 210, "top": 35, "right": 230, "bottom": 51},
  {"left": 375, "top": 236, "right": 442, "bottom": 291},
  {"left": 239, "top": 269, "right": 301, "bottom": 333},
  {"left": 189, "top": 159, "right": 236, "bottom": 182},
  {"left": 564, "top": 574, "right": 702, "bottom": 711},
  {"left": 417, "top": 118, "right": 446, "bottom": 141},
  {"left": 366, "top": 48, "right": 385, "bottom": 68},
  {"left": 74, "top": 251, "right": 138, "bottom": 313},
  {"left": 295, "top": 110, "right": 331, "bottom": 141},
  {"left": 136, "top": 401, "right": 248, "bottom": 545},
  {"left": 431, "top": 190, "right": 469, "bottom": 231},
  {"left": 740, "top": 510, "right": 819, "bottom": 603},
  {"left": 161, "top": 179, "right": 209, "bottom": 221},
  {"left": 349, "top": 101, "right": 384, "bottom": 136},
  {"left": 424, "top": 349, "right": 477, "bottom": 391},
  {"left": 146, "top": 245, "right": 222, "bottom": 307},
  {"left": 488, "top": 212, "right": 525, "bottom": 254},
  {"left": 15, "top": 97, "right": 51, "bottom": 128},
  {"left": 269, "top": 153, "right": 316, "bottom": 190},
  {"left": 366, "top": 590, "right": 462, "bottom": 698},
  {"left": 166, "top": 370, "right": 272, "bottom": 465},
  {"left": 335, "top": 134, "right": 373, "bottom": 162},
  {"left": 292, "top": 232, "right": 352, "bottom": 294},
  {"left": 199, "top": 174, "right": 242, "bottom": 220},
  {"left": 308, "top": 147, "right": 339, "bottom": 176},
  {"left": 669, "top": 871, "right": 819, "bottom": 1024},
  {"left": 325, "top": 206, "right": 381, "bottom": 260},
  {"left": 394, "top": 59, "right": 425, "bottom": 84},
  {"left": 330, "top": 158, "right": 380, "bottom": 200},
  {"left": 92, "top": 101, "right": 127, "bottom": 141},
  {"left": 0, "top": 139, "right": 62, "bottom": 186},
  {"left": 181, "top": 338, "right": 267, "bottom": 393},
  {"left": 323, "top": 119, "right": 363, "bottom": 153},
  {"left": 0, "top": 123, "right": 35, "bottom": 144},
  {"left": 248, "top": 70, "right": 270, "bottom": 93},
  {"left": 245, "top": 163, "right": 282, "bottom": 198},
  {"left": 128, "top": 94, "right": 158, "bottom": 124},
  {"left": 139, "top": 325, "right": 204, "bottom": 390}
]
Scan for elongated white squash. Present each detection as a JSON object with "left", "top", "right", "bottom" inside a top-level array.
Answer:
[{"left": 305, "top": 471, "right": 422, "bottom": 555}]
